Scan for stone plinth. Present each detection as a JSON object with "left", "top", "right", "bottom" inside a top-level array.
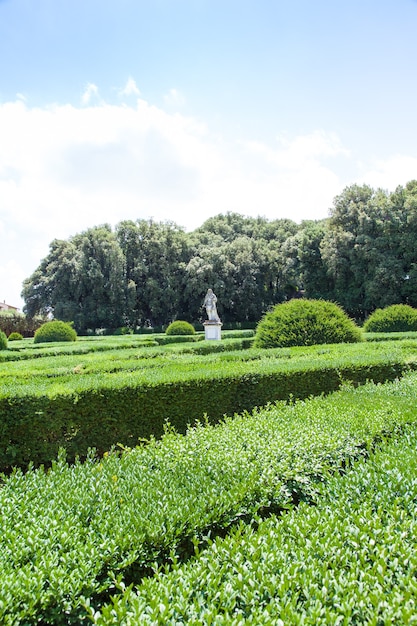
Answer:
[{"left": 203, "top": 321, "right": 222, "bottom": 340}]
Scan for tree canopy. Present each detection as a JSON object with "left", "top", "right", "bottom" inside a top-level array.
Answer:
[{"left": 21, "top": 182, "right": 417, "bottom": 332}]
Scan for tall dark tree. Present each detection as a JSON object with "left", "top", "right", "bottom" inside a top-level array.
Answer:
[
  {"left": 393, "top": 180, "right": 417, "bottom": 307},
  {"left": 22, "top": 225, "right": 126, "bottom": 332},
  {"left": 282, "top": 219, "right": 333, "bottom": 300},
  {"left": 116, "top": 219, "right": 189, "bottom": 326},
  {"left": 182, "top": 236, "right": 267, "bottom": 323},
  {"left": 22, "top": 183, "right": 417, "bottom": 332},
  {"left": 184, "top": 215, "right": 300, "bottom": 322},
  {"left": 22, "top": 238, "right": 80, "bottom": 320},
  {"left": 320, "top": 183, "right": 413, "bottom": 319},
  {"left": 71, "top": 225, "right": 126, "bottom": 331}
]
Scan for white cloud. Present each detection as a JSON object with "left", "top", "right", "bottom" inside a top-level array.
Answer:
[
  {"left": 3, "top": 90, "right": 414, "bottom": 309},
  {"left": 163, "top": 88, "right": 186, "bottom": 107},
  {"left": 119, "top": 77, "right": 140, "bottom": 98},
  {"left": 81, "top": 82, "right": 100, "bottom": 105},
  {"left": 247, "top": 130, "right": 348, "bottom": 163},
  {"left": 360, "top": 154, "right": 417, "bottom": 191},
  {"left": 0, "top": 258, "right": 26, "bottom": 311}
]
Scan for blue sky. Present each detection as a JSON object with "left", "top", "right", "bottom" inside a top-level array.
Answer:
[{"left": 1, "top": 0, "right": 417, "bottom": 309}]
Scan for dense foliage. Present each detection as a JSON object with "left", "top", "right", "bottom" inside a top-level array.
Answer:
[
  {"left": 363, "top": 303, "right": 417, "bottom": 333},
  {"left": 165, "top": 320, "right": 196, "bottom": 335},
  {"left": 0, "top": 310, "right": 44, "bottom": 338},
  {"left": 21, "top": 180, "right": 417, "bottom": 332},
  {"left": 2, "top": 371, "right": 417, "bottom": 624},
  {"left": 33, "top": 320, "right": 77, "bottom": 344},
  {"left": 1, "top": 332, "right": 415, "bottom": 470},
  {"left": 0, "top": 331, "right": 7, "bottom": 350},
  {"left": 8, "top": 332, "right": 23, "bottom": 341},
  {"left": 254, "top": 299, "right": 362, "bottom": 348},
  {"left": 95, "top": 418, "right": 417, "bottom": 624}
]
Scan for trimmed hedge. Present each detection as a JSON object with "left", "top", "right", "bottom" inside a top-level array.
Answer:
[
  {"left": 166, "top": 320, "right": 196, "bottom": 335},
  {"left": 2, "top": 373, "right": 417, "bottom": 624},
  {"left": 0, "top": 330, "right": 7, "bottom": 350},
  {"left": 365, "top": 330, "right": 417, "bottom": 342},
  {"left": 254, "top": 299, "right": 362, "bottom": 348},
  {"left": 8, "top": 332, "right": 23, "bottom": 341},
  {"left": 34, "top": 320, "right": 77, "bottom": 344},
  {"left": 0, "top": 345, "right": 414, "bottom": 470},
  {"left": 94, "top": 419, "right": 417, "bottom": 624},
  {"left": 154, "top": 334, "right": 202, "bottom": 346},
  {"left": 364, "top": 304, "right": 417, "bottom": 333}
]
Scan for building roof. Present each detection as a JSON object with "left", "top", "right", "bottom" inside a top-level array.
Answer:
[{"left": 0, "top": 301, "right": 20, "bottom": 311}]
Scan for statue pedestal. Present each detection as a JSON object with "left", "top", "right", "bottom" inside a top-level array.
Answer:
[{"left": 204, "top": 321, "right": 222, "bottom": 340}]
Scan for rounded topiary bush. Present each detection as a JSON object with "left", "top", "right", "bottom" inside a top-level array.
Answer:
[
  {"left": 363, "top": 304, "right": 417, "bottom": 333},
  {"left": 34, "top": 320, "right": 77, "bottom": 344},
  {"left": 254, "top": 299, "right": 362, "bottom": 348},
  {"left": 0, "top": 330, "right": 8, "bottom": 350},
  {"left": 165, "top": 320, "right": 196, "bottom": 336},
  {"left": 8, "top": 332, "right": 23, "bottom": 341}
]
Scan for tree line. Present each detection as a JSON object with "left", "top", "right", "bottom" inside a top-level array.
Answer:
[{"left": 21, "top": 180, "right": 417, "bottom": 333}]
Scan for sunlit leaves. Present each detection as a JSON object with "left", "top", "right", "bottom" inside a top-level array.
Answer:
[
  {"left": 94, "top": 419, "right": 417, "bottom": 625},
  {"left": 2, "top": 372, "right": 417, "bottom": 622}
]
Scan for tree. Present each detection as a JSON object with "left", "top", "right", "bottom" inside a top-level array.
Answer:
[
  {"left": 116, "top": 219, "right": 189, "bottom": 327},
  {"left": 22, "top": 238, "right": 80, "bottom": 320},
  {"left": 396, "top": 180, "right": 417, "bottom": 307},
  {"left": 22, "top": 188, "right": 417, "bottom": 332},
  {"left": 0, "top": 310, "right": 45, "bottom": 338},
  {"left": 186, "top": 214, "right": 300, "bottom": 323},
  {"left": 71, "top": 225, "right": 126, "bottom": 331},
  {"left": 23, "top": 226, "right": 127, "bottom": 333},
  {"left": 320, "top": 184, "right": 404, "bottom": 319},
  {"left": 281, "top": 219, "right": 333, "bottom": 301}
]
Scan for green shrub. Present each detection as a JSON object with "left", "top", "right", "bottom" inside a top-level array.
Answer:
[
  {"left": 2, "top": 373, "right": 417, "bottom": 624},
  {"left": 34, "top": 320, "right": 77, "bottom": 344},
  {"left": 0, "top": 331, "right": 7, "bottom": 350},
  {"left": 0, "top": 342, "right": 410, "bottom": 471},
  {"left": 8, "top": 332, "right": 23, "bottom": 341},
  {"left": 113, "top": 326, "right": 133, "bottom": 335},
  {"left": 254, "top": 299, "right": 363, "bottom": 348},
  {"left": 166, "top": 320, "right": 196, "bottom": 336},
  {"left": 363, "top": 304, "right": 417, "bottom": 333},
  {"left": 95, "top": 419, "right": 417, "bottom": 625}
]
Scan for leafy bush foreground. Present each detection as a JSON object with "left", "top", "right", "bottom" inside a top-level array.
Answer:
[
  {"left": 254, "top": 299, "right": 362, "bottom": 348},
  {"left": 95, "top": 419, "right": 417, "bottom": 624},
  {"left": 1, "top": 372, "right": 417, "bottom": 624}
]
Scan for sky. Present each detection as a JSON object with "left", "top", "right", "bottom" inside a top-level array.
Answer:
[{"left": 1, "top": 0, "right": 417, "bottom": 310}]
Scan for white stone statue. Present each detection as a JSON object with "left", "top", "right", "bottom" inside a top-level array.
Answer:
[{"left": 203, "top": 288, "right": 220, "bottom": 322}]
